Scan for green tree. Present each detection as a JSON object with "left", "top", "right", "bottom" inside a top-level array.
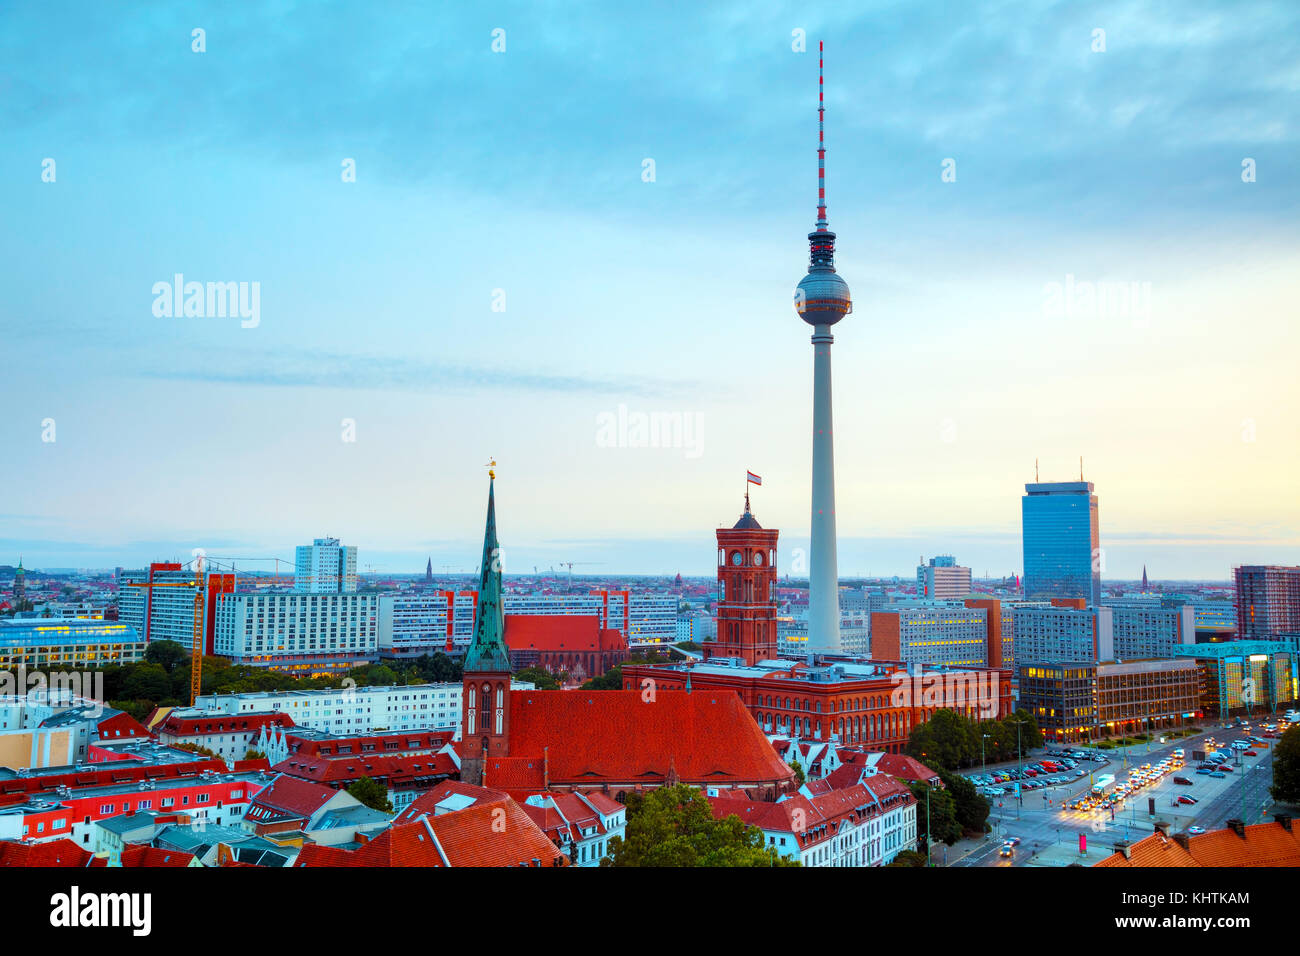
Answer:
[
  {"left": 123, "top": 662, "right": 172, "bottom": 702},
  {"left": 601, "top": 784, "right": 799, "bottom": 867},
  {"left": 1271, "top": 725, "right": 1300, "bottom": 803},
  {"left": 347, "top": 776, "right": 394, "bottom": 813},
  {"left": 514, "top": 666, "right": 564, "bottom": 690},
  {"left": 939, "top": 769, "right": 990, "bottom": 834},
  {"left": 790, "top": 759, "right": 806, "bottom": 786},
  {"left": 244, "top": 749, "right": 266, "bottom": 761},
  {"left": 886, "top": 849, "right": 929, "bottom": 867},
  {"left": 173, "top": 742, "right": 219, "bottom": 759},
  {"left": 908, "top": 780, "right": 962, "bottom": 849},
  {"left": 581, "top": 665, "right": 625, "bottom": 691},
  {"left": 145, "top": 640, "right": 188, "bottom": 672},
  {"left": 907, "top": 709, "right": 976, "bottom": 770}
]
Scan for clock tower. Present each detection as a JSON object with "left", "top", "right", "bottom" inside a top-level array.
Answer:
[{"left": 707, "top": 496, "right": 779, "bottom": 666}]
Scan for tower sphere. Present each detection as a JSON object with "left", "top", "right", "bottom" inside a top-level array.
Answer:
[{"left": 795, "top": 267, "right": 852, "bottom": 326}]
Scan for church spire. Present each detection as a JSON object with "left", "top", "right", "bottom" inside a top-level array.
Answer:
[{"left": 464, "top": 473, "right": 511, "bottom": 673}]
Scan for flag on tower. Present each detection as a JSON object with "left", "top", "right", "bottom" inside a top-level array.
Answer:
[{"left": 746, "top": 471, "right": 762, "bottom": 486}]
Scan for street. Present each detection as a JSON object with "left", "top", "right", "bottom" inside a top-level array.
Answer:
[{"left": 948, "top": 722, "right": 1280, "bottom": 867}]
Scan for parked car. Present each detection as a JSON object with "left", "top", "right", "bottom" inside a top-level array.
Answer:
[
  {"left": 1178, "top": 796, "right": 1199, "bottom": 805},
  {"left": 1173, "top": 776, "right": 1193, "bottom": 785},
  {"left": 1244, "top": 750, "right": 1258, "bottom": 757},
  {"left": 1188, "top": 826, "right": 1206, "bottom": 835}
]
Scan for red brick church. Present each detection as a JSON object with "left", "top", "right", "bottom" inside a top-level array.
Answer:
[{"left": 458, "top": 472, "right": 794, "bottom": 802}]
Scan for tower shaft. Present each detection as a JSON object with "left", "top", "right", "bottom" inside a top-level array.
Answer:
[{"left": 808, "top": 326, "right": 840, "bottom": 654}]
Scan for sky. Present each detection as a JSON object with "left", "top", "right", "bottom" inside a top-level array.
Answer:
[{"left": 2, "top": 0, "right": 1298, "bottom": 580}]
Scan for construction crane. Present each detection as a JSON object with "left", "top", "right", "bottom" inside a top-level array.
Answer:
[
  {"left": 126, "top": 559, "right": 206, "bottom": 705},
  {"left": 562, "top": 561, "right": 602, "bottom": 589}
]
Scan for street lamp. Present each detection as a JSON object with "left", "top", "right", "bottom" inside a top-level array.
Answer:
[{"left": 981, "top": 733, "right": 991, "bottom": 774}]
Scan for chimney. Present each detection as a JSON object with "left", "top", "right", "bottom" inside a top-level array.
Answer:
[
  {"left": 1113, "top": 839, "right": 1131, "bottom": 860},
  {"left": 1274, "top": 813, "right": 1292, "bottom": 832},
  {"left": 1173, "top": 833, "right": 1190, "bottom": 850},
  {"left": 1153, "top": 821, "right": 1170, "bottom": 836},
  {"left": 1226, "top": 818, "right": 1246, "bottom": 838}
]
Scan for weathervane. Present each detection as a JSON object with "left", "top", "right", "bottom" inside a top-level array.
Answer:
[{"left": 486, "top": 458, "right": 497, "bottom": 480}]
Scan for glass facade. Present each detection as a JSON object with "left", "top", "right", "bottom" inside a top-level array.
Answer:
[{"left": 1022, "top": 481, "right": 1101, "bottom": 606}]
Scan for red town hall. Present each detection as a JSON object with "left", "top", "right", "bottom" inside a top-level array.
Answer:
[{"left": 706, "top": 495, "right": 779, "bottom": 666}]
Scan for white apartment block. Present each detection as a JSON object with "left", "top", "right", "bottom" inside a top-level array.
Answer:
[
  {"left": 376, "top": 589, "right": 679, "bottom": 653},
  {"left": 295, "top": 537, "right": 358, "bottom": 593},
  {"left": 212, "top": 592, "right": 379, "bottom": 672},
  {"left": 193, "top": 681, "right": 533, "bottom": 736},
  {"left": 119, "top": 566, "right": 203, "bottom": 645}
]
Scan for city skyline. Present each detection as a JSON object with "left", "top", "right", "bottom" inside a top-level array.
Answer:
[{"left": 4, "top": 2, "right": 1299, "bottom": 579}]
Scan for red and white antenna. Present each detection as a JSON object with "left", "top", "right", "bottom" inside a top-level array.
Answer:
[{"left": 816, "top": 40, "right": 828, "bottom": 231}]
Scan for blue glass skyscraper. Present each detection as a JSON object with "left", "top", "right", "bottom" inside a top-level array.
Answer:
[{"left": 1022, "top": 481, "right": 1101, "bottom": 606}]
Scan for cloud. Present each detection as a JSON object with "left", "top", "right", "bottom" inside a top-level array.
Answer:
[{"left": 131, "top": 347, "right": 695, "bottom": 397}]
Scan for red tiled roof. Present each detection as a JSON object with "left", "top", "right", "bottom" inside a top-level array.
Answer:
[
  {"left": 249, "top": 774, "right": 338, "bottom": 819},
  {"left": 1096, "top": 820, "right": 1300, "bottom": 868},
  {"left": 119, "top": 845, "right": 196, "bottom": 867},
  {"left": 504, "top": 615, "right": 628, "bottom": 653},
  {"left": 393, "top": 780, "right": 508, "bottom": 824},
  {"left": 158, "top": 712, "right": 294, "bottom": 736},
  {"left": 0, "top": 839, "right": 104, "bottom": 867},
  {"left": 871, "top": 753, "right": 941, "bottom": 783},
  {"left": 708, "top": 782, "right": 905, "bottom": 849},
  {"left": 296, "top": 797, "right": 567, "bottom": 868},
  {"left": 96, "top": 711, "right": 150, "bottom": 740},
  {"left": 272, "top": 751, "right": 457, "bottom": 788},
  {"left": 502, "top": 690, "right": 793, "bottom": 789}
]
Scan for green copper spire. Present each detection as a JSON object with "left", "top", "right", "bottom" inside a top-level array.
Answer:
[{"left": 464, "top": 475, "right": 511, "bottom": 673}]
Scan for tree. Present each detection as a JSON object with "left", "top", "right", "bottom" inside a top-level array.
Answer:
[
  {"left": 887, "top": 849, "right": 929, "bottom": 867},
  {"left": 123, "top": 662, "right": 172, "bottom": 702},
  {"left": 1271, "top": 726, "right": 1300, "bottom": 804},
  {"left": 173, "top": 742, "right": 219, "bottom": 759},
  {"left": 347, "top": 776, "right": 394, "bottom": 813},
  {"left": 908, "top": 780, "right": 962, "bottom": 849},
  {"left": 790, "top": 759, "right": 806, "bottom": 786},
  {"left": 939, "top": 769, "right": 990, "bottom": 834},
  {"left": 514, "top": 666, "right": 563, "bottom": 690},
  {"left": 601, "top": 784, "right": 799, "bottom": 867},
  {"left": 581, "top": 665, "right": 625, "bottom": 691},
  {"left": 145, "top": 640, "right": 188, "bottom": 673},
  {"left": 244, "top": 749, "right": 266, "bottom": 761}
]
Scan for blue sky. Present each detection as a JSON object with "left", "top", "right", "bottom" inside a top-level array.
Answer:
[{"left": 2, "top": 0, "right": 1297, "bottom": 579}]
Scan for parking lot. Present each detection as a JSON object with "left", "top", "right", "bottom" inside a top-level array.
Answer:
[{"left": 951, "top": 717, "right": 1290, "bottom": 867}]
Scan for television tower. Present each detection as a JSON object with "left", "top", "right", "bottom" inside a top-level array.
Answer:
[{"left": 794, "top": 41, "right": 852, "bottom": 656}]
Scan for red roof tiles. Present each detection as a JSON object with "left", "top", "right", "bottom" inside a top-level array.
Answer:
[
  {"left": 296, "top": 797, "right": 567, "bottom": 868},
  {"left": 505, "top": 615, "right": 627, "bottom": 653},
  {"left": 0, "top": 839, "right": 105, "bottom": 867},
  {"left": 500, "top": 689, "right": 793, "bottom": 791},
  {"left": 1096, "top": 820, "right": 1300, "bottom": 868}
]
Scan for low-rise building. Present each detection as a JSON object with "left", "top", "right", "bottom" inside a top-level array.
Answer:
[
  {"left": 1019, "top": 658, "right": 1200, "bottom": 743},
  {"left": 0, "top": 619, "right": 145, "bottom": 670},
  {"left": 708, "top": 777, "right": 917, "bottom": 866}
]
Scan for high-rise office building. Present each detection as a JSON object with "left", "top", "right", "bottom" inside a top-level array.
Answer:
[
  {"left": 916, "top": 555, "right": 972, "bottom": 600},
  {"left": 1235, "top": 566, "right": 1300, "bottom": 641},
  {"left": 294, "top": 537, "right": 358, "bottom": 593},
  {"left": 1022, "top": 481, "right": 1101, "bottom": 606}
]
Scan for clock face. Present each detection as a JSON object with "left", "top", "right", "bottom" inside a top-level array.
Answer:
[
  {"left": 754, "top": 551, "right": 764, "bottom": 566},
  {"left": 731, "top": 551, "right": 743, "bottom": 566}
]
